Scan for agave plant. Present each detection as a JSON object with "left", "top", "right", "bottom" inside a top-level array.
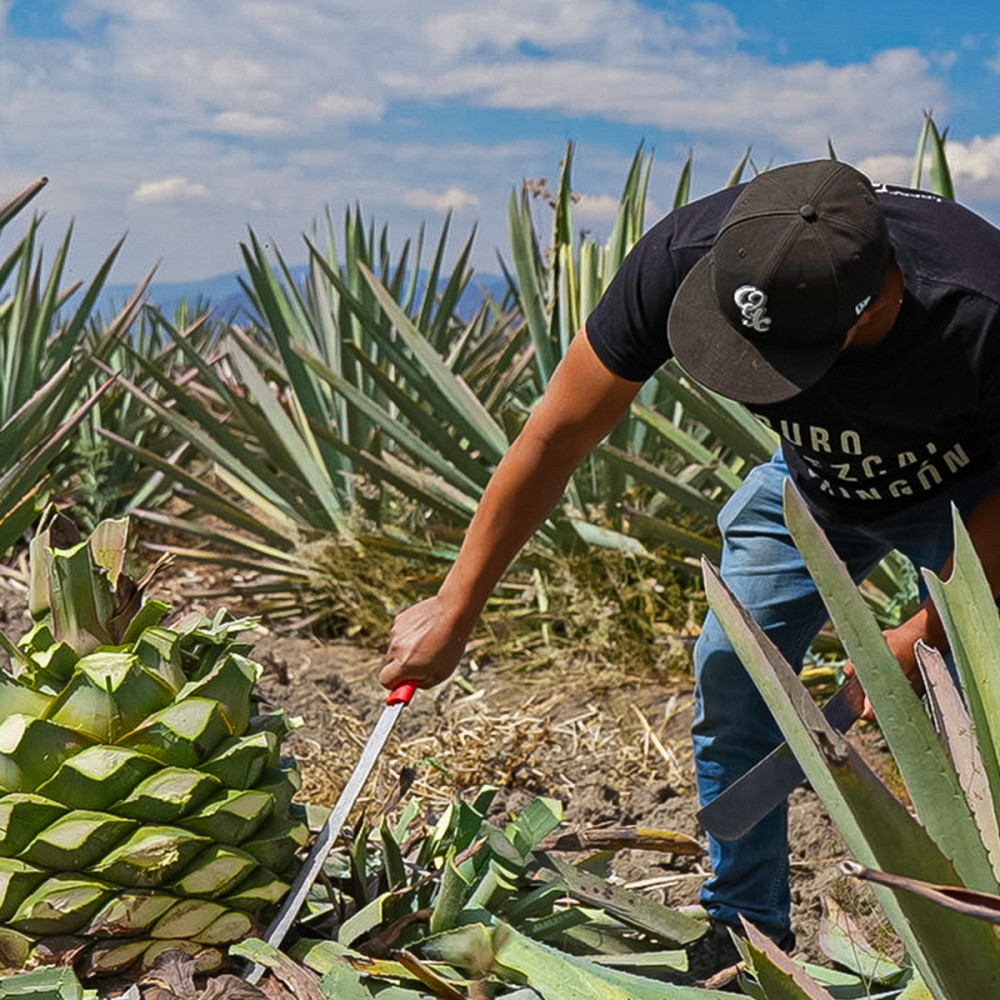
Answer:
[
  {"left": 65, "top": 304, "right": 223, "bottom": 530},
  {"left": 704, "top": 486, "right": 1000, "bottom": 998},
  {"left": 238, "top": 789, "right": 736, "bottom": 998},
  {"left": 235, "top": 786, "right": 925, "bottom": 999},
  {"left": 0, "top": 177, "right": 153, "bottom": 546},
  {"left": 0, "top": 515, "right": 308, "bottom": 978},
  {"left": 105, "top": 144, "right": 743, "bottom": 635}
]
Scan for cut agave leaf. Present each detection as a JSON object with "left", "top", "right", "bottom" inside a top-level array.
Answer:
[
  {"left": 0, "top": 858, "right": 48, "bottom": 922},
  {"left": 89, "top": 826, "right": 210, "bottom": 888},
  {"left": 0, "top": 715, "right": 95, "bottom": 792},
  {"left": 48, "top": 537, "right": 114, "bottom": 655},
  {"left": 119, "top": 697, "right": 231, "bottom": 766},
  {"left": 118, "top": 599, "right": 172, "bottom": 647},
  {"left": 198, "top": 730, "right": 276, "bottom": 790},
  {"left": 85, "top": 890, "right": 178, "bottom": 937},
  {"left": 133, "top": 626, "right": 187, "bottom": 691},
  {"left": 0, "top": 674, "right": 52, "bottom": 719},
  {"left": 9, "top": 874, "right": 116, "bottom": 934},
  {"left": 176, "top": 653, "right": 259, "bottom": 735},
  {"left": 240, "top": 812, "right": 310, "bottom": 874},
  {"left": 84, "top": 937, "right": 152, "bottom": 976},
  {"left": 220, "top": 867, "right": 288, "bottom": 912},
  {"left": 20, "top": 809, "right": 137, "bottom": 870},
  {"left": 0, "top": 925, "right": 33, "bottom": 970},
  {"left": 0, "top": 964, "right": 88, "bottom": 997},
  {"left": 181, "top": 788, "right": 275, "bottom": 844},
  {"left": 254, "top": 764, "right": 301, "bottom": 813},
  {"left": 37, "top": 745, "right": 160, "bottom": 810},
  {"left": 17, "top": 621, "right": 55, "bottom": 657},
  {"left": 192, "top": 908, "right": 254, "bottom": 944},
  {"left": 140, "top": 937, "right": 202, "bottom": 967},
  {"left": 247, "top": 712, "right": 297, "bottom": 762},
  {"left": 169, "top": 845, "right": 258, "bottom": 898},
  {"left": 150, "top": 898, "right": 228, "bottom": 939},
  {"left": 113, "top": 766, "right": 222, "bottom": 822},
  {"left": 0, "top": 794, "right": 67, "bottom": 856},
  {"left": 44, "top": 652, "right": 174, "bottom": 741},
  {"left": 18, "top": 642, "right": 78, "bottom": 693}
]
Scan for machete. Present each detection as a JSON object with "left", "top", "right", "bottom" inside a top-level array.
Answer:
[
  {"left": 245, "top": 680, "right": 418, "bottom": 985},
  {"left": 696, "top": 672, "right": 866, "bottom": 841}
]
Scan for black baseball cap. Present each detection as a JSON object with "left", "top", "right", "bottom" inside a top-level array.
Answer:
[{"left": 667, "top": 160, "right": 893, "bottom": 405}]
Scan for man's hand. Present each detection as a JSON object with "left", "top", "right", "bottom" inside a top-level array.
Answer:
[
  {"left": 380, "top": 595, "right": 473, "bottom": 691},
  {"left": 844, "top": 617, "right": 931, "bottom": 722}
]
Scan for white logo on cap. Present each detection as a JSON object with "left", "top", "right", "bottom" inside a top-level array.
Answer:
[{"left": 734, "top": 285, "right": 771, "bottom": 333}]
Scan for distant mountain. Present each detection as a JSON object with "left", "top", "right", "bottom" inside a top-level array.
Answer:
[{"left": 95, "top": 267, "right": 512, "bottom": 325}]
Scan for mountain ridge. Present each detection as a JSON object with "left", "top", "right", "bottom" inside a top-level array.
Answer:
[{"left": 95, "top": 267, "right": 511, "bottom": 324}]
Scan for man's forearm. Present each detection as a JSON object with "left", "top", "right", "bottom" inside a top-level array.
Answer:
[
  {"left": 379, "top": 330, "right": 642, "bottom": 691},
  {"left": 437, "top": 428, "right": 590, "bottom": 622}
]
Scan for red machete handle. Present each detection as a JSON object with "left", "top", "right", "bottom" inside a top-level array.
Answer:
[{"left": 387, "top": 681, "right": 418, "bottom": 705}]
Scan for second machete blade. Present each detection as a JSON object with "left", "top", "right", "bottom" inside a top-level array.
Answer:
[{"left": 696, "top": 673, "right": 866, "bottom": 841}]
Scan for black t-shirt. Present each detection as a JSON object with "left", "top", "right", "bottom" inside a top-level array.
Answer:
[{"left": 586, "top": 183, "right": 1000, "bottom": 522}]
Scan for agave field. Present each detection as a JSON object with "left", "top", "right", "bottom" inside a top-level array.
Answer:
[{"left": 0, "top": 115, "right": 997, "bottom": 999}]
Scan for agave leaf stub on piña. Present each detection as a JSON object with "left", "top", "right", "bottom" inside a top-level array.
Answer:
[{"left": 0, "top": 515, "right": 307, "bottom": 975}]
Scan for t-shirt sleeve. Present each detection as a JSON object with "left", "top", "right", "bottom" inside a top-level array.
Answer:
[{"left": 585, "top": 218, "right": 679, "bottom": 383}]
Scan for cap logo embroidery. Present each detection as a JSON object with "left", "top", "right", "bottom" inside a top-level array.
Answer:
[
  {"left": 854, "top": 295, "right": 872, "bottom": 315},
  {"left": 734, "top": 285, "right": 771, "bottom": 333}
]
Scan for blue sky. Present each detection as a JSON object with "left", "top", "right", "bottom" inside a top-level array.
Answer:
[{"left": 2, "top": 0, "right": 1000, "bottom": 284}]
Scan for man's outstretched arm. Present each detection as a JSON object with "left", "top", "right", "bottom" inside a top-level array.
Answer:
[{"left": 379, "top": 329, "right": 643, "bottom": 690}]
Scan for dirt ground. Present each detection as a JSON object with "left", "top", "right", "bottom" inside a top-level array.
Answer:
[
  {"left": 245, "top": 625, "right": 896, "bottom": 965},
  {"left": 0, "top": 559, "right": 897, "bottom": 970}
]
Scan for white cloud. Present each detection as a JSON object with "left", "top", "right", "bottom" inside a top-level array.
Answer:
[
  {"left": 384, "top": 47, "right": 942, "bottom": 158},
  {"left": 855, "top": 154, "right": 914, "bottom": 186},
  {"left": 404, "top": 187, "right": 481, "bottom": 212},
  {"left": 0, "top": 0, "right": 993, "bottom": 281},
  {"left": 943, "top": 134, "right": 1000, "bottom": 183},
  {"left": 574, "top": 194, "right": 620, "bottom": 221},
  {"left": 315, "top": 92, "right": 383, "bottom": 121},
  {"left": 131, "top": 176, "right": 210, "bottom": 203},
  {"left": 213, "top": 111, "right": 289, "bottom": 135},
  {"left": 860, "top": 132, "right": 1000, "bottom": 200}
]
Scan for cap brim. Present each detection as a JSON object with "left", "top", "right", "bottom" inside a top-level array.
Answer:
[{"left": 667, "top": 254, "right": 844, "bottom": 405}]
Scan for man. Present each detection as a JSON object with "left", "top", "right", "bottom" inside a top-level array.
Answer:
[{"left": 379, "top": 159, "right": 1000, "bottom": 977}]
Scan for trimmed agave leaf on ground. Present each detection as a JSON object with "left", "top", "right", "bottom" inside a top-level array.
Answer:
[{"left": 0, "top": 514, "right": 308, "bottom": 978}]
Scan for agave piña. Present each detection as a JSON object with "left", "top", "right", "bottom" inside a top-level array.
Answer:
[{"left": 0, "top": 515, "right": 308, "bottom": 977}]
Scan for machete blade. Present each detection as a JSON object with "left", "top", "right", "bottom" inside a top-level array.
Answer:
[{"left": 696, "top": 672, "right": 866, "bottom": 841}]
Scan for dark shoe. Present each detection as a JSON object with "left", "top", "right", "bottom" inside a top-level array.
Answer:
[
  {"left": 686, "top": 919, "right": 745, "bottom": 991},
  {"left": 689, "top": 921, "right": 797, "bottom": 992}
]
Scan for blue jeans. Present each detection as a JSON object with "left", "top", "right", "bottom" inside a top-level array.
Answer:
[{"left": 694, "top": 450, "right": 1000, "bottom": 941}]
